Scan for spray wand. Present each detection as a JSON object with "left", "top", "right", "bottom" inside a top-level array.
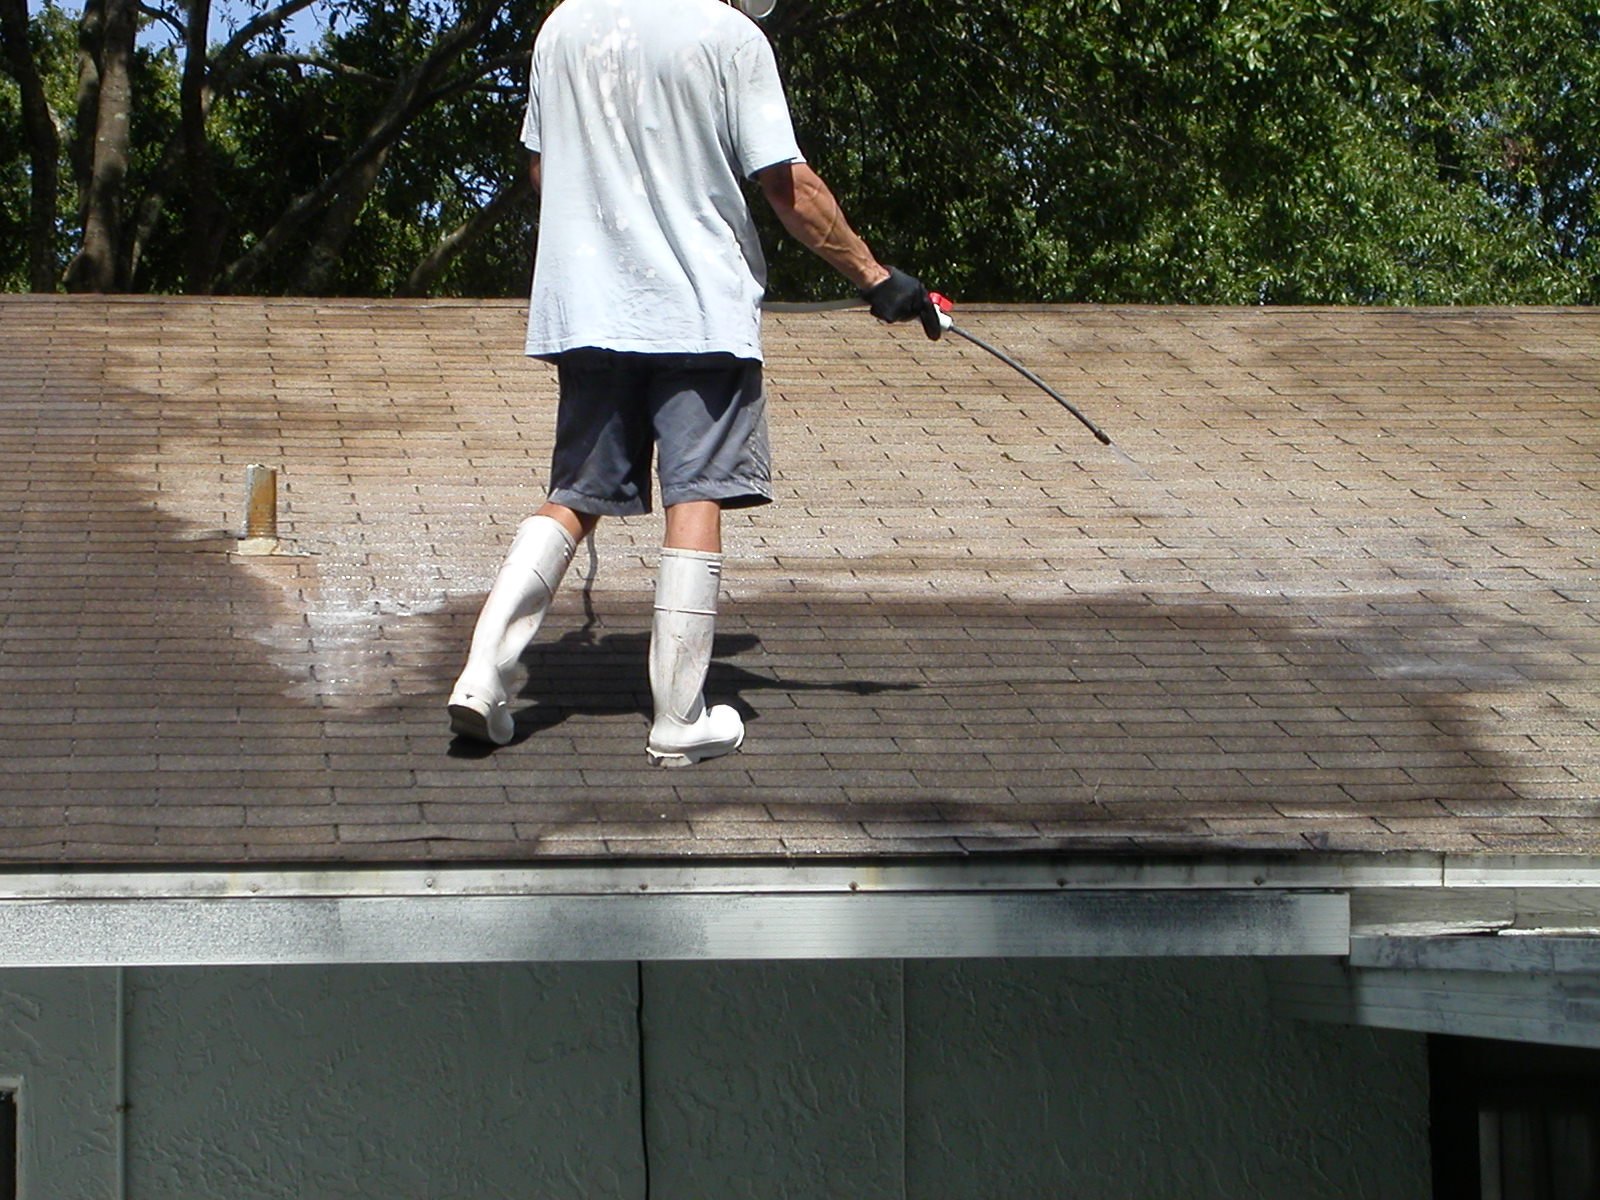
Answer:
[
  {"left": 763, "top": 291, "right": 1125, "bottom": 456},
  {"left": 919, "top": 293, "right": 1115, "bottom": 448}
]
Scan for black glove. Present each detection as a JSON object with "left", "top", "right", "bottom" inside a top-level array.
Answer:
[{"left": 862, "top": 267, "right": 932, "bottom": 324}]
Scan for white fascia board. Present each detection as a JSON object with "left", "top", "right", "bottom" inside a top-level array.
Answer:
[
  {"left": 1443, "top": 856, "right": 1600, "bottom": 888},
  {"left": 0, "top": 889, "right": 1349, "bottom": 967}
]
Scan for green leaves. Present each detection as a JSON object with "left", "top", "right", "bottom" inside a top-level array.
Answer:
[
  {"left": 0, "top": 0, "right": 1593, "bottom": 300},
  {"left": 765, "top": 0, "right": 1593, "bottom": 304}
]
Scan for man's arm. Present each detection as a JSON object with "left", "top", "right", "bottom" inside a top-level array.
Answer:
[
  {"left": 529, "top": 152, "right": 541, "bottom": 194},
  {"left": 758, "top": 160, "right": 932, "bottom": 325},
  {"left": 758, "top": 161, "right": 887, "bottom": 292}
]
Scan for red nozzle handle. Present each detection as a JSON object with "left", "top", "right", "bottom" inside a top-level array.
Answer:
[{"left": 923, "top": 291, "right": 954, "bottom": 340}]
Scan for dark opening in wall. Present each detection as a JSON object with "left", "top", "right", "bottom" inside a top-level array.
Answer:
[
  {"left": 1431, "top": 1035, "right": 1600, "bottom": 1200},
  {"left": 0, "top": 1090, "right": 14, "bottom": 1200}
]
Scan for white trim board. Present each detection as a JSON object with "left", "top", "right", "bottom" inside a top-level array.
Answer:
[{"left": 0, "top": 890, "right": 1349, "bottom": 966}]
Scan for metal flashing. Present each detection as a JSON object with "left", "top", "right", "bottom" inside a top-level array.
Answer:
[
  {"left": 0, "top": 889, "right": 1349, "bottom": 967},
  {"left": 2, "top": 855, "right": 1593, "bottom": 966},
  {"left": 0, "top": 851, "right": 1496, "bottom": 903}
]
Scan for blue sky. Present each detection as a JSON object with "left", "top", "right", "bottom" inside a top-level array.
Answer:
[{"left": 28, "top": 0, "right": 324, "bottom": 50}]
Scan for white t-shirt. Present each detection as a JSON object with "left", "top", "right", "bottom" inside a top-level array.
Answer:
[{"left": 522, "top": 0, "right": 804, "bottom": 360}]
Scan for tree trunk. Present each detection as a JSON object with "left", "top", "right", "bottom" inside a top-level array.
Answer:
[
  {"left": 0, "top": 0, "right": 63, "bottom": 291},
  {"left": 181, "top": 0, "right": 217, "bottom": 291},
  {"left": 65, "top": 0, "right": 136, "bottom": 292},
  {"left": 70, "top": 0, "right": 102, "bottom": 198}
]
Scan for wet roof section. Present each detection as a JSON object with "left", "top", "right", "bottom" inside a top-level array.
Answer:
[{"left": 2, "top": 296, "right": 1596, "bottom": 865}]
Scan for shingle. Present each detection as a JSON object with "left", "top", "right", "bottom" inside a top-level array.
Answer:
[{"left": 2, "top": 296, "right": 1597, "bottom": 863}]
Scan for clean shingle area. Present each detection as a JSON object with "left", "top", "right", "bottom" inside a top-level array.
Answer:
[{"left": 1, "top": 296, "right": 1596, "bottom": 863}]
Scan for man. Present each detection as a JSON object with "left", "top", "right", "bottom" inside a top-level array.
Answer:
[{"left": 447, "top": 0, "right": 933, "bottom": 765}]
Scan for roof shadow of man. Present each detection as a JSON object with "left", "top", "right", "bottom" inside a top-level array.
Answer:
[{"left": 447, "top": 626, "right": 921, "bottom": 756}]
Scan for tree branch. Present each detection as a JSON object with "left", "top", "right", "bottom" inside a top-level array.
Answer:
[
  {"left": 400, "top": 170, "right": 533, "bottom": 296},
  {"left": 136, "top": 1, "right": 182, "bottom": 41},
  {"left": 421, "top": 44, "right": 527, "bottom": 108},
  {"left": 250, "top": 51, "right": 393, "bottom": 87},
  {"left": 222, "top": 0, "right": 509, "bottom": 293},
  {"left": 207, "top": 0, "right": 320, "bottom": 88}
]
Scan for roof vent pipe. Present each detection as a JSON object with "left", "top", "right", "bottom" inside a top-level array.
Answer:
[{"left": 236, "top": 464, "right": 281, "bottom": 556}]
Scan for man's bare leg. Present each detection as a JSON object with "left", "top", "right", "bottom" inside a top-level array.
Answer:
[
  {"left": 537, "top": 501, "right": 601, "bottom": 545},
  {"left": 662, "top": 498, "right": 720, "bottom": 553}
]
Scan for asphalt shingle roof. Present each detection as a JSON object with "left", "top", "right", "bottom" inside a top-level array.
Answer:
[{"left": 2, "top": 295, "right": 1596, "bottom": 864}]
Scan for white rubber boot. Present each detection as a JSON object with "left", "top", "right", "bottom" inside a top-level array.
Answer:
[
  {"left": 448, "top": 515, "right": 576, "bottom": 745},
  {"left": 646, "top": 548, "right": 745, "bottom": 767}
]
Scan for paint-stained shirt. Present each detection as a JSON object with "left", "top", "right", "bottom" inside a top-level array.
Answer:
[{"left": 522, "top": 0, "right": 804, "bottom": 360}]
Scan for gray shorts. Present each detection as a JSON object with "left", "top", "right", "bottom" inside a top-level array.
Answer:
[{"left": 547, "top": 350, "right": 773, "bottom": 516}]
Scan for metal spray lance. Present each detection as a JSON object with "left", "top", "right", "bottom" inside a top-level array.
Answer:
[{"left": 919, "top": 293, "right": 1118, "bottom": 450}]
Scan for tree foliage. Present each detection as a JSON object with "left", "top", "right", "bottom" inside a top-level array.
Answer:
[
  {"left": 764, "top": 0, "right": 1597, "bottom": 303},
  {"left": 1, "top": 0, "right": 1596, "bottom": 301}
]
